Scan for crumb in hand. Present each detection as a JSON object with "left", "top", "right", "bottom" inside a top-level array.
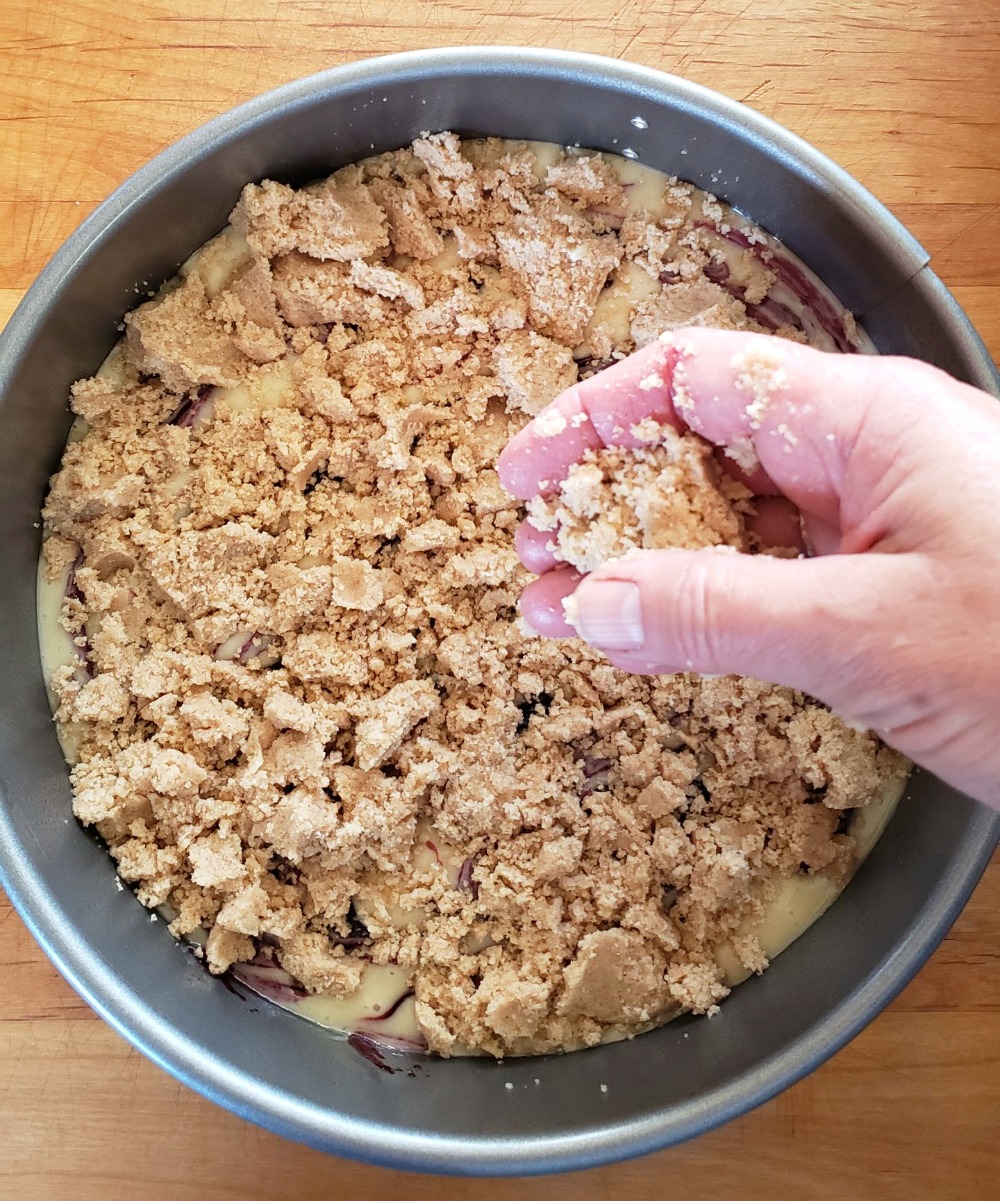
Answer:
[{"left": 528, "top": 425, "right": 750, "bottom": 573}]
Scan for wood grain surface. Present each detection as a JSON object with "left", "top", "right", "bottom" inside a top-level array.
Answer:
[{"left": 1, "top": 1, "right": 998, "bottom": 1197}]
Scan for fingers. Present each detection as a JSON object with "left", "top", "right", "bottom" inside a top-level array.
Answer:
[
  {"left": 514, "top": 519, "right": 559, "bottom": 574},
  {"left": 519, "top": 567, "right": 581, "bottom": 637},
  {"left": 499, "top": 329, "right": 889, "bottom": 523},
  {"left": 667, "top": 328, "right": 875, "bottom": 525},
  {"left": 559, "top": 547, "right": 908, "bottom": 713}
]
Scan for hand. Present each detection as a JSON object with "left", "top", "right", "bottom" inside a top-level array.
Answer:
[{"left": 497, "top": 328, "right": 1000, "bottom": 809}]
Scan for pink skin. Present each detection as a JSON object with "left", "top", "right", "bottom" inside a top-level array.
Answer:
[{"left": 497, "top": 328, "right": 1000, "bottom": 809}]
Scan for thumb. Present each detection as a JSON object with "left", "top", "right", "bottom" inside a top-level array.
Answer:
[{"left": 559, "top": 548, "right": 920, "bottom": 723}]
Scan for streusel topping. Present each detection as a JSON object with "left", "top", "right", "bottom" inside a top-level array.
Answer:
[{"left": 42, "top": 135, "right": 904, "bottom": 1057}]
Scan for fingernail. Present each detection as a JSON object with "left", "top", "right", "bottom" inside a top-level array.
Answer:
[{"left": 569, "top": 580, "right": 645, "bottom": 649}]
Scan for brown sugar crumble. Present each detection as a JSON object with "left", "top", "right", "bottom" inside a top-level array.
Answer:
[
  {"left": 528, "top": 424, "right": 752, "bottom": 573},
  {"left": 42, "top": 134, "right": 905, "bottom": 1058}
]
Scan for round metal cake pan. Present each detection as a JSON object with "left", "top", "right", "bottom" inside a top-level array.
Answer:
[{"left": 0, "top": 47, "right": 997, "bottom": 1176}]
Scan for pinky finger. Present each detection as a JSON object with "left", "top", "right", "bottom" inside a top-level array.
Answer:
[
  {"left": 519, "top": 567, "right": 582, "bottom": 637},
  {"left": 515, "top": 519, "right": 561, "bottom": 574}
]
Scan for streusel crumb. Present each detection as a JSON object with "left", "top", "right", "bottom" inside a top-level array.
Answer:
[
  {"left": 528, "top": 425, "right": 751, "bottom": 573},
  {"left": 42, "top": 135, "right": 906, "bottom": 1058}
]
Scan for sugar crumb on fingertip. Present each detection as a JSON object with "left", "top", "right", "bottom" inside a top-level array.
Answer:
[
  {"left": 671, "top": 359, "right": 696, "bottom": 420},
  {"left": 533, "top": 408, "right": 569, "bottom": 437},
  {"left": 658, "top": 332, "right": 697, "bottom": 359},
  {"left": 729, "top": 343, "right": 789, "bottom": 430},
  {"left": 561, "top": 592, "right": 581, "bottom": 630},
  {"left": 629, "top": 417, "right": 671, "bottom": 445},
  {"left": 721, "top": 436, "right": 760, "bottom": 474},
  {"left": 774, "top": 422, "right": 799, "bottom": 446}
]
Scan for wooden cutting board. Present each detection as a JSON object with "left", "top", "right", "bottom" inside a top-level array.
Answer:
[{"left": 1, "top": 2, "right": 997, "bottom": 1197}]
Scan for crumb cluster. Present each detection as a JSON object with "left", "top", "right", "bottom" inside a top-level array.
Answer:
[
  {"left": 528, "top": 423, "right": 752, "bottom": 573},
  {"left": 43, "top": 134, "right": 904, "bottom": 1057}
]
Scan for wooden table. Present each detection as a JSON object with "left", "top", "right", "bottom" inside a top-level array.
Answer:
[{"left": 2, "top": 1, "right": 997, "bottom": 1196}]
